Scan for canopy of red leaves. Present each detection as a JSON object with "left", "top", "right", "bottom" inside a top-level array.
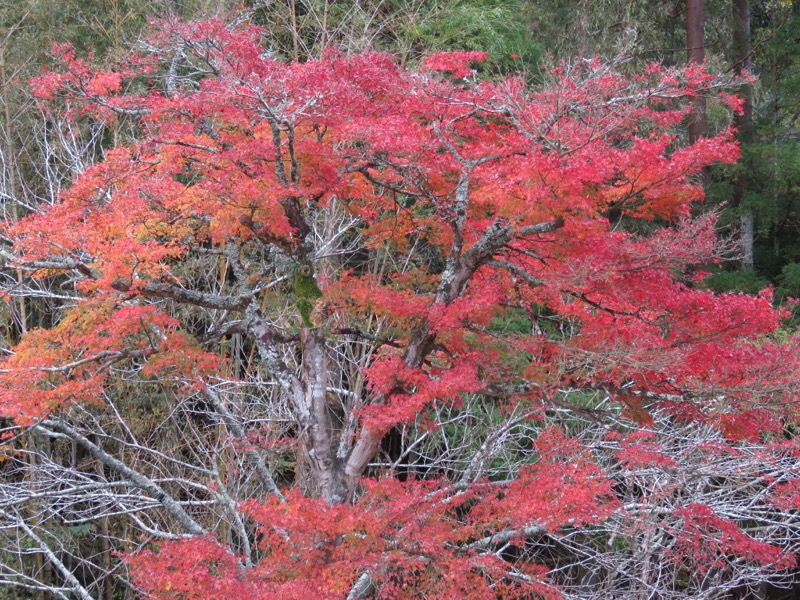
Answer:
[{"left": 4, "top": 17, "right": 799, "bottom": 599}]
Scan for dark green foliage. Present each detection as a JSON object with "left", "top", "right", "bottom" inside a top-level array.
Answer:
[
  {"left": 727, "top": 3, "right": 800, "bottom": 285},
  {"left": 779, "top": 262, "right": 800, "bottom": 297},
  {"left": 408, "top": 0, "right": 541, "bottom": 75},
  {"left": 703, "top": 269, "right": 770, "bottom": 294},
  {"left": 487, "top": 306, "right": 532, "bottom": 336},
  {"left": 745, "top": 141, "right": 800, "bottom": 271}
]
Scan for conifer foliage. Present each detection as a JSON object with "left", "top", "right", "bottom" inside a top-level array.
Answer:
[{"left": 2, "top": 18, "right": 799, "bottom": 598}]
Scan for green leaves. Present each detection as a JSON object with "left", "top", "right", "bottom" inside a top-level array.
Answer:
[{"left": 293, "top": 263, "right": 322, "bottom": 327}]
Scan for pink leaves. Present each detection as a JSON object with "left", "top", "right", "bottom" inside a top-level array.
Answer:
[
  {"left": 127, "top": 535, "right": 253, "bottom": 600},
  {"left": 670, "top": 503, "right": 795, "bottom": 573},
  {"left": 771, "top": 479, "right": 800, "bottom": 511},
  {"left": 422, "top": 51, "right": 489, "bottom": 79},
  {"left": 490, "top": 429, "right": 619, "bottom": 530},
  {"left": 130, "top": 474, "right": 604, "bottom": 598}
]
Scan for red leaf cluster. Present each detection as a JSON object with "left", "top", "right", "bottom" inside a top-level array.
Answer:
[{"left": 3, "top": 16, "right": 798, "bottom": 598}]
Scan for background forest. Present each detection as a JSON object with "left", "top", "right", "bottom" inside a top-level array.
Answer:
[{"left": 0, "top": 1, "right": 800, "bottom": 599}]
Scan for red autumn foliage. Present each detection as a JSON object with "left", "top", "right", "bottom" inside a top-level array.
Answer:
[
  {"left": 3, "top": 17, "right": 799, "bottom": 599},
  {"left": 130, "top": 433, "right": 613, "bottom": 600},
  {"left": 668, "top": 503, "right": 795, "bottom": 573}
]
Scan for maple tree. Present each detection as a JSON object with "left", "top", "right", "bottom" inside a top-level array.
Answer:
[{"left": 1, "top": 17, "right": 799, "bottom": 599}]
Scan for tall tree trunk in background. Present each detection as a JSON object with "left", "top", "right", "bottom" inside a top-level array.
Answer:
[
  {"left": 687, "top": 0, "right": 708, "bottom": 142},
  {"left": 733, "top": 0, "right": 755, "bottom": 270},
  {"left": 0, "top": 40, "right": 29, "bottom": 338}
]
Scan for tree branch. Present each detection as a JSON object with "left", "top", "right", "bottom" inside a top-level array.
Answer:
[{"left": 37, "top": 420, "right": 206, "bottom": 536}]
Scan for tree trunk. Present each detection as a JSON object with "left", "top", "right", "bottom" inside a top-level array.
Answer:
[
  {"left": 302, "top": 327, "right": 350, "bottom": 505},
  {"left": 732, "top": 0, "right": 755, "bottom": 270},
  {"left": 687, "top": 0, "right": 708, "bottom": 142}
]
